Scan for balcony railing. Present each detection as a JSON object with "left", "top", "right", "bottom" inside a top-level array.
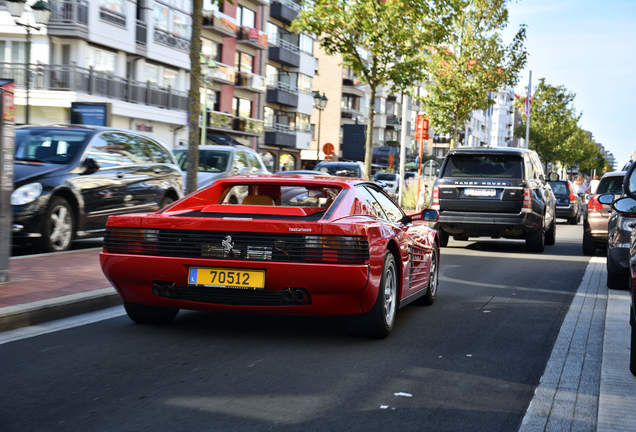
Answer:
[
  {"left": 99, "top": 6, "right": 126, "bottom": 28},
  {"left": 207, "top": 62, "right": 236, "bottom": 84},
  {"left": 235, "top": 73, "right": 266, "bottom": 92},
  {"left": 154, "top": 28, "right": 190, "bottom": 52},
  {"left": 207, "top": 111, "right": 234, "bottom": 130},
  {"left": 234, "top": 117, "right": 264, "bottom": 134},
  {"left": 0, "top": 63, "right": 188, "bottom": 111},
  {"left": 49, "top": 0, "right": 89, "bottom": 25}
]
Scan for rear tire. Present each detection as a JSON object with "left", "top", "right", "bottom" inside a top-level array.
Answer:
[
  {"left": 418, "top": 247, "right": 439, "bottom": 305},
  {"left": 545, "top": 220, "right": 556, "bottom": 246},
  {"left": 355, "top": 253, "right": 398, "bottom": 338},
  {"left": 124, "top": 302, "right": 178, "bottom": 325},
  {"left": 607, "top": 254, "right": 629, "bottom": 290},
  {"left": 582, "top": 233, "right": 595, "bottom": 256},
  {"left": 439, "top": 229, "right": 449, "bottom": 247},
  {"left": 526, "top": 226, "right": 545, "bottom": 252}
]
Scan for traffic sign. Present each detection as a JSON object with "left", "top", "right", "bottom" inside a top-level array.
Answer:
[
  {"left": 415, "top": 115, "right": 429, "bottom": 141},
  {"left": 322, "top": 142, "right": 335, "bottom": 156}
]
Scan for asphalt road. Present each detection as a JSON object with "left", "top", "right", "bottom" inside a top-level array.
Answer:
[{"left": 1, "top": 223, "right": 590, "bottom": 432}]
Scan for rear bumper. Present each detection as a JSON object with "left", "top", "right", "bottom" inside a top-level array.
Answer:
[
  {"left": 555, "top": 205, "right": 577, "bottom": 219},
  {"left": 585, "top": 213, "right": 609, "bottom": 243},
  {"left": 100, "top": 252, "right": 375, "bottom": 315},
  {"left": 437, "top": 211, "right": 541, "bottom": 238}
]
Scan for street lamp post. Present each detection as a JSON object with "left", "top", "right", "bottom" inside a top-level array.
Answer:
[
  {"left": 313, "top": 91, "right": 327, "bottom": 163},
  {"left": 6, "top": 0, "right": 51, "bottom": 125}
]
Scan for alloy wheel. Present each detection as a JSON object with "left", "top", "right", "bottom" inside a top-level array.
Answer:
[
  {"left": 383, "top": 261, "right": 397, "bottom": 326},
  {"left": 48, "top": 204, "right": 73, "bottom": 250}
]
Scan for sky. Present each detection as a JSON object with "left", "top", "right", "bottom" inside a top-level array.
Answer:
[{"left": 505, "top": 0, "right": 636, "bottom": 168}]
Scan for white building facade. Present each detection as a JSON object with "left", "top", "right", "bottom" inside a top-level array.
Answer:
[{"left": 1, "top": 0, "right": 191, "bottom": 148}]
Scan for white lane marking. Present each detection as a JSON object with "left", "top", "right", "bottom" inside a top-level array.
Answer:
[
  {"left": 393, "top": 392, "right": 413, "bottom": 398},
  {"left": 0, "top": 306, "right": 125, "bottom": 345}
]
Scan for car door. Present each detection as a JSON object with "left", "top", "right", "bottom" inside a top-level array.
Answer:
[
  {"left": 77, "top": 133, "right": 136, "bottom": 230},
  {"left": 365, "top": 184, "right": 431, "bottom": 297},
  {"left": 532, "top": 153, "right": 555, "bottom": 226}
]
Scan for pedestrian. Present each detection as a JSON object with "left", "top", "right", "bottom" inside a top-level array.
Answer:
[
  {"left": 587, "top": 175, "right": 600, "bottom": 195},
  {"left": 574, "top": 174, "right": 587, "bottom": 196}
]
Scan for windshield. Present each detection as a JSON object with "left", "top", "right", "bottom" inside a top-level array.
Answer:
[
  {"left": 596, "top": 175, "right": 624, "bottom": 194},
  {"left": 548, "top": 181, "right": 569, "bottom": 195},
  {"left": 173, "top": 149, "right": 231, "bottom": 173},
  {"left": 374, "top": 173, "right": 396, "bottom": 181},
  {"left": 14, "top": 129, "right": 90, "bottom": 164},
  {"left": 442, "top": 154, "right": 523, "bottom": 178},
  {"left": 317, "top": 164, "right": 361, "bottom": 177}
]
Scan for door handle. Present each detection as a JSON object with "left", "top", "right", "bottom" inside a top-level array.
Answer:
[
  {"left": 116, "top": 172, "right": 125, "bottom": 179},
  {"left": 153, "top": 167, "right": 162, "bottom": 174}
]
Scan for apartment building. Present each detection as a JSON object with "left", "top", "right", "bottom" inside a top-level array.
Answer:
[
  {"left": 0, "top": 0, "right": 192, "bottom": 147},
  {"left": 199, "top": 0, "right": 268, "bottom": 151},
  {"left": 262, "top": 0, "right": 316, "bottom": 171}
]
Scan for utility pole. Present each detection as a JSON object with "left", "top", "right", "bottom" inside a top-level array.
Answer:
[
  {"left": 186, "top": 0, "right": 202, "bottom": 194},
  {"left": 525, "top": 70, "right": 532, "bottom": 149},
  {"left": 398, "top": 93, "right": 408, "bottom": 206}
]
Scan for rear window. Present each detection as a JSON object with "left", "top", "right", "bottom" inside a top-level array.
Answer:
[
  {"left": 220, "top": 184, "right": 341, "bottom": 208},
  {"left": 548, "top": 181, "right": 569, "bottom": 195},
  {"left": 374, "top": 173, "right": 396, "bottom": 181},
  {"left": 442, "top": 154, "right": 523, "bottom": 178},
  {"left": 596, "top": 175, "right": 624, "bottom": 194}
]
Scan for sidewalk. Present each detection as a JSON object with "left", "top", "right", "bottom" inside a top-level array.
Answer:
[
  {"left": 0, "top": 248, "right": 120, "bottom": 331},
  {"left": 519, "top": 256, "right": 636, "bottom": 432}
]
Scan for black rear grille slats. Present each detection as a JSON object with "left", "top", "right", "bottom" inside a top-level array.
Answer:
[{"left": 105, "top": 229, "right": 369, "bottom": 264}]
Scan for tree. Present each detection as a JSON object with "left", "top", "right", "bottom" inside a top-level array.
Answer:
[
  {"left": 515, "top": 78, "right": 579, "bottom": 167},
  {"left": 186, "top": 0, "right": 203, "bottom": 194},
  {"left": 419, "top": 0, "right": 527, "bottom": 147},
  {"left": 292, "top": 0, "right": 446, "bottom": 178}
]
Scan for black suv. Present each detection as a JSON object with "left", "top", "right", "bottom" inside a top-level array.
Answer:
[
  {"left": 432, "top": 147, "right": 556, "bottom": 252},
  {"left": 12, "top": 126, "right": 183, "bottom": 251}
]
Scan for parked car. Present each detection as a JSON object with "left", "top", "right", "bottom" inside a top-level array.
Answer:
[
  {"left": 100, "top": 176, "right": 441, "bottom": 338},
  {"left": 315, "top": 161, "right": 365, "bottom": 178},
  {"left": 373, "top": 172, "right": 399, "bottom": 196},
  {"left": 12, "top": 126, "right": 183, "bottom": 252},
  {"left": 548, "top": 179, "right": 582, "bottom": 224},
  {"left": 432, "top": 147, "right": 556, "bottom": 252},
  {"left": 172, "top": 144, "right": 269, "bottom": 191},
  {"left": 582, "top": 171, "right": 625, "bottom": 255},
  {"left": 598, "top": 161, "right": 636, "bottom": 376}
]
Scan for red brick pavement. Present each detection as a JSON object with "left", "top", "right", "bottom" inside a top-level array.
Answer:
[{"left": 0, "top": 249, "right": 110, "bottom": 308}]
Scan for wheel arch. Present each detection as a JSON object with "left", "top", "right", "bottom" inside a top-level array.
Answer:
[{"left": 385, "top": 239, "right": 402, "bottom": 299}]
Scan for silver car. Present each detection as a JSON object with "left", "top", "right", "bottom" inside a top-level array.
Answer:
[
  {"left": 607, "top": 163, "right": 634, "bottom": 289},
  {"left": 173, "top": 145, "right": 269, "bottom": 191}
]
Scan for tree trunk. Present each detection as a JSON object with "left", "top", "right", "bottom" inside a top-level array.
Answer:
[
  {"left": 186, "top": 0, "right": 203, "bottom": 194},
  {"left": 364, "top": 84, "right": 376, "bottom": 180}
]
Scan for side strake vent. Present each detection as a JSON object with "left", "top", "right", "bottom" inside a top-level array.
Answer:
[{"left": 104, "top": 228, "right": 369, "bottom": 264}]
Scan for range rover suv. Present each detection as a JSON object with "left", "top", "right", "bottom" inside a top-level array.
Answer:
[{"left": 432, "top": 147, "right": 556, "bottom": 252}]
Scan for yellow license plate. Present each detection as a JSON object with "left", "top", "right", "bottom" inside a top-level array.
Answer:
[{"left": 188, "top": 267, "right": 265, "bottom": 290}]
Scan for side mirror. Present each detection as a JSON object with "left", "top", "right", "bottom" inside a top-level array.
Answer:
[
  {"left": 624, "top": 162, "right": 636, "bottom": 199},
  {"left": 598, "top": 193, "right": 614, "bottom": 206},
  {"left": 81, "top": 157, "right": 100, "bottom": 174},
  {"left": 612, "top": 196, "right": 636, "bottom": 215},
  {"left": 408, "top": 209, "right": 439, "bottom": 223}
]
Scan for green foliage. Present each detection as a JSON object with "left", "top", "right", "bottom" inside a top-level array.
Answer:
[
  {"left": 515, "top": 78, "right": 607, "bottom": 174},
  {"left": 419, "top": 0, "right": 527, "bottom": 144},
  {"left": 292, "top": 0, "right": 447, "bottom": 178}
]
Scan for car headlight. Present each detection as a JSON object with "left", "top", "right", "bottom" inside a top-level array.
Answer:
[{"left": 11, "top": 182, "right": 43, "bottom": 205}]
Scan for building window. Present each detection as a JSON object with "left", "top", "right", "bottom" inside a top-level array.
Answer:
[
  {"left": 342, "top": 95, "right": 358, "bottom": 111},
  {"left": 213, "top": 91, "right": 221, "bottom": 111},
  {"left": 311, "top": 124, "right": 316, "bottom": 139},
  {"left": 298, "top": 74, "right": 312, "bottom": 94},
  {"left": 100, "top": 0, "right": 124, "bottom": 14},
  {"left": 144, "top": 63, "right": 160, "bottom": 84},
  {"left": 266, "top": 65, "right": 278, "bottom": 86},
  {"left": 297, "top": 113, "right": 311, "bottom": 132},
  {"left": 233, "top": 97, "right": 252, "bottom": 119},
  {"left": 88, "top": 46, "right": 117, "bottom": 73},
  {"left": 299, "top": 34, "right": 313, "bottom": 55},
  {"left": 266, "top": 23, "right": 279, "bottom": 45},
  {"left": 202, "top": 39, "right": 222, "bottom": 62},
  {"left": 152, "top": 3, "right": 169, "bottom": 30},
  {"left": 235, "top": 51, "right": 254, "bottom": 74},
  {"left": 237, "top": 5, "right": 256, "bottom": 28},
  {"left": 172, "top": 11, "right": 191, "bottom": 38},
  {"left": 164, "top": 68, "right": 178, "bottom": 88},
  {"left": 264, "top": 107, "right": 275, "bottom": 128},
  {"left": 203, "top": 0, "right": 219, "bottom": 12}
]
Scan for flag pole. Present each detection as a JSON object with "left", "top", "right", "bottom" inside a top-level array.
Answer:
[{"left": 525, "top": 70, "right": 532, "bottom": 149}]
